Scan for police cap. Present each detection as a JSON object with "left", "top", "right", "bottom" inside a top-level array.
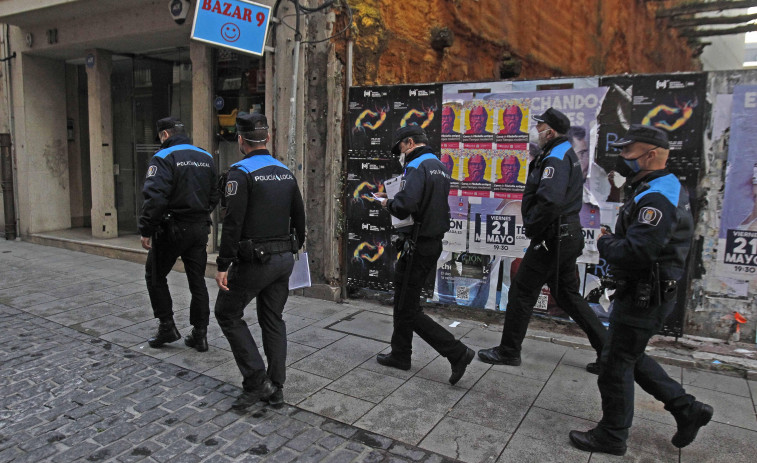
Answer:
[
  {"left": 236, "top": 112, "right": 269, "bottom": 133},
  {"left": 532, "top": 107, "right": 571, "bottom": 134},
  {"left": 391, "top": 125, "right": 426, "bottom": 155},
  {"left": 610, "top": 124, "right": 670, "bottom": 149},
  {"left": 156, "top": 116, "right": 184, "bottom": 133}
]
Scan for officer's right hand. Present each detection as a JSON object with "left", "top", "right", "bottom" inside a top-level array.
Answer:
[
  {"left": 141, "top": 236, "right": 151, "bottom": 250},
  {"left": 215, "top": 271, "right": 229, "bottom": 291}
]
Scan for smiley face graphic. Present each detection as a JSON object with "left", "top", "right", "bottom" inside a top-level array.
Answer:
[{"left": 221, "top": 23, "right": 241, "bottom": 43}]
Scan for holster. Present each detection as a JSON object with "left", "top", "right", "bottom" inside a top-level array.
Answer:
[
  {"left": 157, "top": 212, "right": 180, "bottom": 243},
  {"left": 238, "top": 238, "right": 292, "bottom": 264}
]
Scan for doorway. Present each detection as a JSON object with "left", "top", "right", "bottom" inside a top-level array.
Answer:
[{"left": 111, "top": 51, "right": 192, "bottom": 233}]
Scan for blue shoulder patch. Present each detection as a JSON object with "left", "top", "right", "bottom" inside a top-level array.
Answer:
[
  {"left": 406, "top": 153, "right": 440, "bottom": 170},
  {"left": 635, "top": 173, "right": 681, "bottom": 206},
  {"left": 155, "top": 144, "right": 212, "bottom": 159},
  {"left": 232, "top": 155, "right": 288, "bottom": 174},
  {"left": 545, "top": 141, "right": 571, "bottom": 161}
]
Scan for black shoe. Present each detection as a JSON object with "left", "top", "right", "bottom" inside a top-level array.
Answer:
[
  {"left": 376, "top": 353, "right": 411, "bottom": 371},
  {"left": 147, "top": 320, "right": 181, "bottom": 348},
  {"left": 449, "top": 347, "right": 475, "bottom": 385},
  {"left": 569, "top": 430, "right": 627, "bottom": 456},
  {"left": 477, "top": 346, "right": 521, "bottom": 366},
  {"left": 184, "top": 327, "right": 208, "bottom": 352},
  {"left": 263, "top": 387, "right": 284, "bottom": 408},
  {"left": 231, "top": 378, "right": 277, "bottom": 410},
  {"left": 672, "top": 401, "right": 713, "bottom": 448},
  {"left": 586, "top": 362, "right": 600, "bottom": 375}
]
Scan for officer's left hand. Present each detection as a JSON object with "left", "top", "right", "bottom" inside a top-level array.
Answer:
[
  {"left": 215, "top": 271, "right": 229, "bottom": 291},
  {"left": 141, "top": 236, "right": 151, "bottom": 250}
]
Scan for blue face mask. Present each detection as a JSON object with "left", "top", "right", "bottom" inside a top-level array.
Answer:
[{"left": 623, "top": 158, "right": 642, "bottom": 173}]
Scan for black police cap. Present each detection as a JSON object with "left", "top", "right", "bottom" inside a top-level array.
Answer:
[
  {"left": 532, "top": 107, "right": 571, "bottom": 134},
  {"left": 236, "top": 112, "right": 269, "bottom": 132},
  {"left": 391, "top": 125, "right": 426, "bottom": 155},
  {"left": 156, "top": 116, "right": 184, "bottom": 133},
  {"left": 610, "top": 124, "right": 670, "bottom": 149}
]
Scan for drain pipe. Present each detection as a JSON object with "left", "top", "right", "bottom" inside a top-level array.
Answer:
[
  {"left": 1, "top": 133, "right": 16, "bottom": 240},
  {"left": 286, "top": 0, "right": 302, "bottom": 171}
]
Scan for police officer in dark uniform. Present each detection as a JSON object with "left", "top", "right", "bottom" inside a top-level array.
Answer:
[
  {"left": 374, "top": 125, "right": 475, "bottom": 386},
  {"left": 140, "top": 117, "right": 220, "bottom": 352},
  {"left": 478, "top": 108, "right": 606, "bottom": 371},
  {"left": 569, "top": 125, "right": 712, "bottom": 456},
  {"left": 214, "top": 113, "right": 306, "bottom": 410}
]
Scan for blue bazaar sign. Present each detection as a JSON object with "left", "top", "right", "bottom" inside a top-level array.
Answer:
[{"left": 191, "top": 0, "right": 271, "bottom": 56}]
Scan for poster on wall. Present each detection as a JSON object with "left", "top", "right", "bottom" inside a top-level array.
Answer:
[
  {"left": 392, "top": 84, "right": 443, "bottom": 150},
  {"left": 433, "top": 252, "right": 501, "bottom": 309},
  {"left": 346, "top": 229, "right": 395, "bottom": 291},
  {"left": 347, "top": 86, "right": 395, "bottom": 156},
  {"left": 468, "top": 197, "right": 529, "bottom": 257},
  {"left": 717, "top": 85, "right": 757, "bottom": 279},
  {"left": 444, "top": 196, "right": 469, "bottom": 252},
  {"left": 345, "top": 158, "right": 399, "bottom": 224}
]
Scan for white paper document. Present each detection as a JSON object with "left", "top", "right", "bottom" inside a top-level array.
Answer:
[{"left": 384, "top": 176, "right": 414, "bottom": 228}]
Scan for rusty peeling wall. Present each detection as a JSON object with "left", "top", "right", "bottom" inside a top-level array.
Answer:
[{"left": 347, "top": 0, "right": 699, "bottom": 85}]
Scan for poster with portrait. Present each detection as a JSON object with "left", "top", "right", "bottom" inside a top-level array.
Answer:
[
  {"left": 433, "top": 253, "right": 501, "bottom": 309},
  {"left": 444, "top": 196, "right": 469, "bottom": 252},
  {"left": 495, "top": 102, "right": 530, "bottom": 148},
  {"left": 468, "top": 197, "right": 529, "bottom": 257},
  {"left": 717, "top": 85, "right": 757, "bottom": 280},
  {"left": 461, "top": 102, "right": 496, "bottom": 147},
  {"left": 441, "top": 93, "right": 471, "bottom": 149},
  {"left": 440, "top": 148, "right": 462, "bottom": 194},
  {"left": 392, "top": 84, "right": 443, "bottom": 150},
  {"left": 460, "top": 149, "right": 494, "bottom": 197},
  {"left": 492, "top": 150, "right": 528, "bottom": 196},
  {"left": 348, "top": 86, "right": 395, "bottom": 156}
]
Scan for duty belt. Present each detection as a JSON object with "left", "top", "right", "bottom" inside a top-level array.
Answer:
[{"left": 243, "top": 239, "right": 292, "bottom": 254}]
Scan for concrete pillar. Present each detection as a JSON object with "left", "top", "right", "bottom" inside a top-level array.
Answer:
[
  {"left": 190, "top": 41, "right": 215, "bottom": 252},
  {"left": 85, "top": 49, "right": 118, "bottom": 238}
]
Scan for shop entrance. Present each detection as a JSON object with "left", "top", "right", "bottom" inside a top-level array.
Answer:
[{"left": 111, "top": 50, "right": 192, "bottom": 234}]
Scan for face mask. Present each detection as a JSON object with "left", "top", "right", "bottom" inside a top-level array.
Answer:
[
  {"left": 398, "top": 152, "right": 406, "bottom": 166},
  {"left": 614, "top": 151, "right": 649, "bottom": 177}
]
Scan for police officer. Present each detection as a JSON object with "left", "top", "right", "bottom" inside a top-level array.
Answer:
[
  {"left": 374, "top": 125, "right": 475, "bottom": 385},
  {"left": 478, "top": 108, "right": 606, "bottom": 371},
  {"left": 569, "top": 125, "right": 712, "bottom": 456},
  {"left": 214, "top": 113, "right": 306, "bottom": 410},
  {"left": 140, "top": 117, "right": 219, "bottom": 351}
]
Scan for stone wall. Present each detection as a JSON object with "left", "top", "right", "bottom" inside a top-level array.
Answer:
[{"left": 346, "top": 0, "right": 700, "bottom": 85}]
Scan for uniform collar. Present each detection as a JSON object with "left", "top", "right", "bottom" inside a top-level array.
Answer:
[
  {"left": 629, "top": 169, "right": 670, "bottom": 190},
  {"left": 242, "top": 148, "right": 270, "bottom": 160},
  {"left": 160, "top": 134, "right": 191, "bottom": 149},
  {"left": 403, "top": 145, "right": 434, "bottom": 165}
]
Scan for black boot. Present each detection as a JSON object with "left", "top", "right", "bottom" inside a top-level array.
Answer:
[
  {"left": 232, "top": 374, "right": 277, "bottom": 410},
  {"left": 148, "top": 319, "right": 181, "bottom": 348},
  {"left": 184, "top": 327, "right": 208, "bottom": 352},
  {"left": 672, "top": 401, "right": 713, "bottom": 448}
]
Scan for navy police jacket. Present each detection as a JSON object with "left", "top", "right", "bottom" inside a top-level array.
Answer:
[
  {"left": 598, "top": 170, "right": 693, "bottom": 281},
  {"left": 522, "top": 136, "right": 583, "bottom": 239},
  {"left": 139, "top": 134, "right": 220, "bottom": 237},
  {"left": 217, "top": 149, "right": 306, "bottom": 272},
  {"left": 387, "top": 145, "right": 450, "bottom": 238}
]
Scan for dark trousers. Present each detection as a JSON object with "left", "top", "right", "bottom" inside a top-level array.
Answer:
[
  {"left": 145, "top": 221, "right": 210, "bottom": 327},
  {"left": 391, "top": 237, "right": 467, "bottom": 363},
  {"left": 500, "top": 223, "right": 606, "bottom": 357},
  {"left": 595, "top": 296, "right": 695, "bottom": 444},
  {"left": 214, "top": 253, "right": 293, "bottom": 390}
]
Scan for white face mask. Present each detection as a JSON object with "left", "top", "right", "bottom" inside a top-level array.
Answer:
[{"left": 399, "top": 152, "right": 407, "bottom": 166}]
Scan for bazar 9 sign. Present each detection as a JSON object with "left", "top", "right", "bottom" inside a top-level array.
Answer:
[{"left": 191, "top": 0, "right": 271, "bottom": 56}]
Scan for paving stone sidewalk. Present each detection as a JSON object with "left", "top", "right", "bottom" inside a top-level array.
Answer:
[
  {"left": 0, "top": 304, "right": 454, "bottom": 463},
  {"left": 2, "top": 239, "right": 757, "bottom": 462}
]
